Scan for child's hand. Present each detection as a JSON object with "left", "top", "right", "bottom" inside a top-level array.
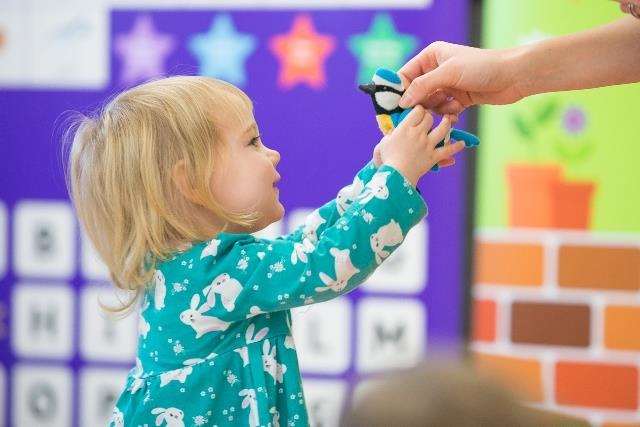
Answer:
[
  {"left": 373, "top": 138, "right": 458, "bottom": 169},
  {"left": 375, "top": 106, "right": 465, "bottom": 186}
]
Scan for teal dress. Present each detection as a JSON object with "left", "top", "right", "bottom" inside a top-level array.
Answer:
[{"left": 110, "top": 163, "right": 427, "bottom": 427}]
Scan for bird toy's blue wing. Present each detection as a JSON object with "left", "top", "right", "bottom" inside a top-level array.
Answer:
[
  {"left": 451, "top": 129, "right": 480, "bottom": 148},
  {"left": 359, "top": 67, "right": 480, "bottom": 172}
]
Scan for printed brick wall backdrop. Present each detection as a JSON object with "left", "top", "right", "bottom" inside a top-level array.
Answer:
[{"left": 472, "top": 230, "right": 640, "bottom": 424}]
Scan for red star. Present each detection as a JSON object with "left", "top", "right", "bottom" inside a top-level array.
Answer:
[{"left": 269, "top": 14, "right": 335, "bottom": 90}]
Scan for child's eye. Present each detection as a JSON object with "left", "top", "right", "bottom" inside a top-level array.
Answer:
[{"left": 248, "top": 135, "right": 261, "bottom": 147}]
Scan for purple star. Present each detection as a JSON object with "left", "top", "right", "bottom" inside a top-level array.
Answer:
[{"left": 115, "top": 15, "right": 175, "bottom": 86}]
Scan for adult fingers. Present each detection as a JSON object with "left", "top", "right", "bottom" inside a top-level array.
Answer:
[
  {"left": 421, "top": 90, "right": 449, "bottom": 110},
  {"left": 431, "top": 99, "right": 467, "bottom": 116},
  {"left": 399, "top": 62, "right": 458, "bottom": 108},
  {"left": 398, "top": 43, "right": 441, "bottom": 85}
]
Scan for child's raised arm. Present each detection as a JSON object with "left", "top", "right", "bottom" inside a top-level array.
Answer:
[
  {"left": 192, "top": 107, "right": 462, "bottom": 322},
  {"left": 278, "top": 159, "right": 379, "bottom": 245},
  {"left": 199, "top": 163, "right": 427, "bottom": 322}
]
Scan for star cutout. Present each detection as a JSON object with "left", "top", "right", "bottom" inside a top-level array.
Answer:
[
  {"left": 269, "top": 14, "right": 335, "bottom": 90},
  {"left": 115, "top": 15, "right": 175, "bottom": 86},
  {"left": 188, "top": 14, "right": 257, "bottom": 87},
  {"left": 348, "top": 13, "right": 417, "bottom": 84}
]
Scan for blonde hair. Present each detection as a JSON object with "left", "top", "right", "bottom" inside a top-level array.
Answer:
[{"left": 65, "top": 76, "right": 258, "bottom": 314}]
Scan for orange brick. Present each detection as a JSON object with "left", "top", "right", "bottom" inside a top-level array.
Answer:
[
  {"left": 473, "top": 299, "right": 497, "bottom": 342},
  {"left": 555, "top": 361, "right": 639, "bottom": 410},
  {"left": 475, "top": 242, "right": 544, "bottom": 286},
  {"left": 474, "top": 352, "right": 543, "bottom": 402},
  {"left": 558, "top": 245, "right": 640, "bottom": 291},
  {"left": 605, "top": 306, "right": 640, "bottom": 351}
]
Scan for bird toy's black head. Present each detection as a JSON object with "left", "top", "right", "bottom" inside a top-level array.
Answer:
[
  {"left": 358, "top": 69, "right": 406, "bottom": 115},
  {"left": 358, "top": 83, "right": 377, "bottom": 95}
]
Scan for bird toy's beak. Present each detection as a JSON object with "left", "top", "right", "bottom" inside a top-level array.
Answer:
[{"left": 358, "top": 83, "right": 377, "bottom": 95}]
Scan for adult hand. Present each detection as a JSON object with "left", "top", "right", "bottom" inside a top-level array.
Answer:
[
  {"left": 613, "top": 0, "right": 640, "bottom": 18},
  {"left": 398, "top": 41, "right": 525, "bottom": 116}
]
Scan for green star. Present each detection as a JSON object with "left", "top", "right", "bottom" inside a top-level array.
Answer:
[{"left": 349, "top": 13, "right": 418, "bottom": 84}]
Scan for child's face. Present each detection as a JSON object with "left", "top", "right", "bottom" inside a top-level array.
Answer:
[{"left": 212, "top": 119, "right": 284, "bottom": 233}]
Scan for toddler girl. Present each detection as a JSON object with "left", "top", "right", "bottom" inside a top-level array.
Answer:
[{"left": 67, "top": 76, "right": 464, "bottom": 427}]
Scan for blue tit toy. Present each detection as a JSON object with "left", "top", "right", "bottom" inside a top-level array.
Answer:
[{"left": 359, "top": 67, "right": 479, "bottom": 171}]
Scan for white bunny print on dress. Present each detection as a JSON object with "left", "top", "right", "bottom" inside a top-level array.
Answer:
[
  {"left": 291, "top": 238, "right": 315, "bottom": 265},
  {"left": 262, "top": 339, "right": 287, "bottom": 383},
  {"left": 110, "top": 407, "right": 124, "bottom": 427},
  {"left": 336, "top": 175, "right": 365, "bottom": 214},
  {"left": 284, "top": 314, "right": 295, "bottom": 350},
  {"left": 151, "top": 407, "right": 185, "bottom": 427},
  {"left": 179, "top": 294, "right": 230, "bottom": 338},
  {"left": 301, "top": 209, "right": 326, "bottom": 243},
  {"left": 370, "top": 219, "right": 404, "bottom": 264},
  {"left": 315, "top": 248, "right": 360, "bottom": 293},
  {"left": 358, "top": 171, "right": 391, "bottom": 204},
  {"left": 159, "top": 359, "right": 199, "bottom": 387},
  {"left": 234, "top": 323, "right": 270, "bottom": 367},
  {"left": 270, "top": 407, "right": 281, "bottom": 427},
  {"left": 138, "top": 301, "right": 151, "bottom": 339},
  {"left": 153, "top": 270, "right": 166, "bottom": 310},
  {"left": 239, "top": 389, "right": 259, "bottom": 427},
  {"left": 203, "top": 273, "right": 242, "bottom": 312},
  {"left": 129, "top": 358, "right": 145, "bottom": 394},
  {"left": 291, "top": 209, "right": 325, "bottom": 264},
  {"left": 200, "top": 238, "right": 221, "bottom": 259}
]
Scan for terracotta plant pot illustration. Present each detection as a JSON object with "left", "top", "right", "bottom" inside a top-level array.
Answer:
[
  {"left": 552, "top": 180, "right": 596, "bottom": 229},
  {"left": 506, "top": 163, "right": 563, "bottom": 228}
]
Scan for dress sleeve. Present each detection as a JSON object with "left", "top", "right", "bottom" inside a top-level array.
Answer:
[
  {"left": 196, "top": 165, "right": 428, "bottom": 323},
  {"left": 278, "top": 160, "right": 379, "bottom": 244}
]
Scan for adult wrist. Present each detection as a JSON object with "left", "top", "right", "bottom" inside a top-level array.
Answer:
[{"left": 503, "top": 44, "right": 536, "bottom": 99}]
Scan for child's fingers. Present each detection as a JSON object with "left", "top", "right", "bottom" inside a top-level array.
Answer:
[
  {"left": 426, "top": 116, "right": 452, "bottom": 149},
  {"left": 438, "top": 157, "right": 456, "bottom": 168},
  {"left": 372, "top": 141, "right": 384, "bottom": 167},
  {"left": 398, "top": 105, "right": 426, "bottom": 129},
  {"left": 415, "top": 108, "right": 434, "bottom": 132},
  {"left": 434, "top": 140, "right": 465, "bottom": 163}
]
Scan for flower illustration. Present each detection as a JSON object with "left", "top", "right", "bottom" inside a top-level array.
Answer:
[
  {"left": 237, "top": 257, "right": 249, "bottom": 271},
  {"left": 173, "top": 342, "right": 184, "bottom": 354},
  {"left": 194, "top": 415, "right": 208, "bottom": 426},
  {"left": 227, "top": 372, "right": 238, "bottom": 385},
  {"left": 563, "top": 106, "right": 587, "bottom": 135}
]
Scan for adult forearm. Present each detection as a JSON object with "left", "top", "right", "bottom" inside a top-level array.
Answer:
[{"left": 512, "top": 16, "right": 640, "bottom": 97}]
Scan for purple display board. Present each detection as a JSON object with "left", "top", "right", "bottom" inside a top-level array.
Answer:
[{"left": 0, "top": 3, "right": 471, "bottom": 426}]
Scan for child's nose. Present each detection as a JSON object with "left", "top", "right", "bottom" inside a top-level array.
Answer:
[{"left": 268, "top": 148, "right": 281, "bottom": 166}]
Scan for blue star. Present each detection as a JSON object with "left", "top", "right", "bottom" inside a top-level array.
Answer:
[{"left": 188, "top": 14, "right": 257, "bottom": 86}]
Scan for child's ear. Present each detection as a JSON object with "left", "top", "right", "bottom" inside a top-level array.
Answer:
[{"left": 171, "top": 159, "right": 200, "bottom": 204}]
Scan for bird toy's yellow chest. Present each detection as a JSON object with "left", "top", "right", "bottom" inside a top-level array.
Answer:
[{"left": 376, "top": 114, "right": 395, "bottom": 136}]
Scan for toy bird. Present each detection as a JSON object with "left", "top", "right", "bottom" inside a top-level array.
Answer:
[{"left": 359, "top": 68, "right": 479, "bottom": 171}]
